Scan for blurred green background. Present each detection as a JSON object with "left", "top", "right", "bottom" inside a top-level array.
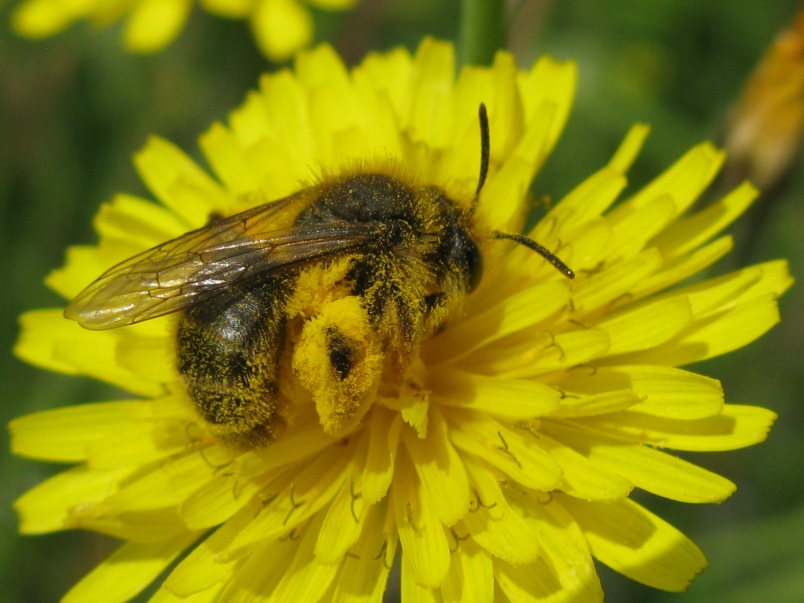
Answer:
[{"left": 1, "top": 0, "right": 802, "bottom": 601}]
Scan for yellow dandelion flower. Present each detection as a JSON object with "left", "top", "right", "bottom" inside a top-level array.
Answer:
[
  {"left": 12, "top": 38, "right": 791, "bottom": 603},
  {"left": 11, "top": 0, "right": 358, "bottom": 61}
]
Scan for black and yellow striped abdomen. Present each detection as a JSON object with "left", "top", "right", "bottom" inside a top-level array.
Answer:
[{"left": 176, "top": 273, "right": 294, "bottom": 448}]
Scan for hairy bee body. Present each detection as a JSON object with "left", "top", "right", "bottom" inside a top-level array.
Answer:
[
  {"left": 65, "top": 105, "right": 572, "bottom": 450},
  {"left": 175, "top": 172, "right": 482, "bottom": 448},
  {"left": 176, "top": 273, "right": 293, "bottom": 448}
]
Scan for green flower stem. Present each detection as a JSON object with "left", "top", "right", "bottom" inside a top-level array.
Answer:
[{"left": 459, "top": 0, "right": 506, "bottom": 66}]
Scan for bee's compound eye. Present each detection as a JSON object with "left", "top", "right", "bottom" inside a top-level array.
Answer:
[
  {"left": 292, "top": 296, "right": 384, "bottom": 438},
  {"left": 464, "top": 238, "right": 483, "bottom": 292},
  {"left": 442, "top": 229, "right": 483, "bottom": 293}
]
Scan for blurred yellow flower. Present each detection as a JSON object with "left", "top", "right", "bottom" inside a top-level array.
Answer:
[
  {"left": 11, "top": 0, "right": 358, "bottom": 61},
  {"left": 723, "top": 3, "right": 804, "bottom": 190},
  {"left": 12, "top": 39, "right": 791, "bottom": 602}
]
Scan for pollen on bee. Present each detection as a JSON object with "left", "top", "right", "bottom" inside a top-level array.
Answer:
[
  {"left": 292, "top": 296, "right": 384, "bottom": 437},
  {"left": 285, "top": 256, "right": 356, "bottom": 320}
]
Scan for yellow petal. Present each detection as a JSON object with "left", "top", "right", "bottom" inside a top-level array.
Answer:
[
  {"left": 232, "top": 71, "right": 315, "bottom": 196},
  {"left": 296, "top": 45, "right": 362, "bottom": 167},
  {"left": 150, "top": 582, "right": 223, "bottom": 602},
  {"left": 518, "top": 56, "right": 576, "bottom": 176},
  {"left": 199, "top": 122, "right": 262, "bottom": 195},
  {"left": 461, "top": 457, "right": 541, "bottom": 565},
  {"left": 93, "top": 193, "right": 188, "bottom": 249},
  {"left": 216, "top": 527, "right": 298, "bottom": 600},
  {"left": 558, "top": 365, "right": 724, "bottom": 420},
  {"left": 392, "top": 452, "right": 451, "bottom": 588},
  {"left": 629, "top": 235, "right": 733, "bottom": 301},
  {"left": 441, "top": 536, "right": 494, "bottom": 603},
  {"left": 134, "top": 136, "right": 231, "bottom": 227},
  {"left": 537, "top": 220, "right": 613, "bottom": 290},
  {"left": 237, "top": 406, "right": 339, "bottom": 480},
  {"left": 724, "top": 259, "right": 793, "bottom": 307},
  {"left": 401, "top": 557, "right": 442, "bottom": 603},
  {"left": 551, "top": 389, "right": 644, "bottom": 418},
  {"left": 399, "top": 382, "right": 430, "bottom": 439},
  {"left": 581, "top": 404, "right": 777, "bottom": 452},
  {"left": 180, "top": 469, "right": 268, "bottom": 530},
  {"left": 46, "top": 245, "right": 107, "bottom": 299},
  {"left": 403, "top": 408, "right": 471, "bottom": 526},
  {"left": 538, "top": 434, "right": 633, "bottom": 501},
  {"left": 472, "top": 328, "right": 610, "bottom": 379},
  {"left": 455, "top": 52, "right": 523, "bottom": 170},
  {"left": 508, "top": 492, "right": 604, "bottom": 601},
  {"left": 330, "top": 499, "right": 397, "bottom": 603},
  {"left": 180, "top": 412, "right": 332, "bottom": 529},
  {"left": 607, "top": 124, "right": 650, "bottom": 174},
  {"left": 425, "top": 279, "right": 571, "bottom": 364},
  {"left": 107, "top": 451, "right": 224, "bottom": 511},
  {"left": 315, "top": 436, "right": 369, "bottom": 563},
  {"left": 409, "top": 38, "right": 456, "bottom": 151},
  {"left": 595, "top": 295, "right": 692, "bottom": 357},
  {"left": 603, "top": 195, "right": 678, "bottom": 263},
  {"left": 115, "top": 333, "right": 175, "bottom": 384},
  {"left": 164, "top": 508, "right": 254, "bottom": 596},
  {"left": 15, "top": 465, "right": 135, "bottom": 534},
  {"left": 570, "top": 248, "right": 663, "bottom": 318},
  {"left": 448, "top": 411, "right": 562, "bottom": 491},
  {"left": 63, "top": 532, "right": 202, "bottom": 603},
  {"left": 353, "top": 46, "right": 413, "bottom": 123},
  {"left": 251, "top": 0, "right": 312, "bottom": 62},
  {"left": 308, "top": 0, "right": 357, "bottom": 9},
  {"left": 270, "top": 512, "right": 340, "bottom": 602},
  {"left": 346, "top": 81, "right": 405, "bottom": 162},
  {"left": 495, "top": 557, "right": 568, "bottom": 603},
  {"left": 85, "top": 418, "right": 189, "bottom": 469},
  {"left": 652, "top": 181, "right": 757, "bottom": 258},
  {"left": 624, "top": 142, "right": 724, "bottom": 216},
  {"left": 221, "top": 443, "right": 352, "bottom": 560},
  {"left": 15, "top": 310, "right": 165, "bottom": 397},
  {"left": 561, "top": 495, "right": 707, "bottom": 592},
  {"left": 12, "top": 0, "right": 87, "bottom": 37},
  {"left": 669, "top": 260, "right": 769, "bottom": 317},
  {"left": 429, "top": 368, "right": 560, "bottom": 419},
  {"left": 478, "top": 156, "right": 537, "bottom": 234},
  {"left": 622, "top": 293, "right": 780, "bottom": 366},
  {"left": 541, "top": 167, "right": 626, "bottom": 236},
  {"left": 362, "top": 408, "right": 401, "bottom": 504},
  {"left": 123, "top": 0, "right": 192, "bottom": 53},
  {"left": 200, "top": 0, "right": 253, "bottom": 18},
  {"left": 542, "top": 421, "right": 736, "bottom": 503},
  {"left": 10, "top": 401, "right": 150, "bottom": 462},
  {"left": 70, "top": 504, "right": 189, "bottom": 543},
  {"left": 315, "top": 480, "right": 368, "bottom": 564}
]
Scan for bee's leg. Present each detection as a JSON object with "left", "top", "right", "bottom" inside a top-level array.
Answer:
[{"left": 292, "top": 296, "right": 384, "bottom": 437}]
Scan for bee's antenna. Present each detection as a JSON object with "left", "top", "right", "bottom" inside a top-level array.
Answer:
[
  {"left": 475, "top": 103, "right": 574, "bottom": 280},
  {"left": 493, "top": 231, "right": 575, "bottom": 279},
  {"left": 471, "top": 103, "right": 490, "bottom": 213}
]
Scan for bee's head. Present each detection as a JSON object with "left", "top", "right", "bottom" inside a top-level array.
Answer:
[
  {"left": 440, "top": 219, "right": 483, "bottom": 293},
  {"left": 459, "top": 232, "right": 483, "bottom": 292}
]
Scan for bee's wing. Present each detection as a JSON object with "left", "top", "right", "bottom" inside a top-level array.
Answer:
[{"left": 65, "top": 196, "right": 383, "bottom": 330}]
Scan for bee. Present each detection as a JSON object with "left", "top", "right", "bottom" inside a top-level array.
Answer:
[{"left": 65, "top": 105, "right": 574, "bottom": 449}]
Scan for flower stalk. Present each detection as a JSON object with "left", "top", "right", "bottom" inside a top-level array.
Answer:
[{"left": 459, "top": 0, "right": 506, "bottom": 66}]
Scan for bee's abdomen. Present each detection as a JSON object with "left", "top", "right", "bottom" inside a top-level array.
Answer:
[{"left": 176, "top": 275, "right": 292, "bottom": 449}]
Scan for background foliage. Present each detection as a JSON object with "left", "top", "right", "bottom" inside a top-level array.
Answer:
[{"left": 1, "top": 0, "right": 802, "bottom": 601}]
